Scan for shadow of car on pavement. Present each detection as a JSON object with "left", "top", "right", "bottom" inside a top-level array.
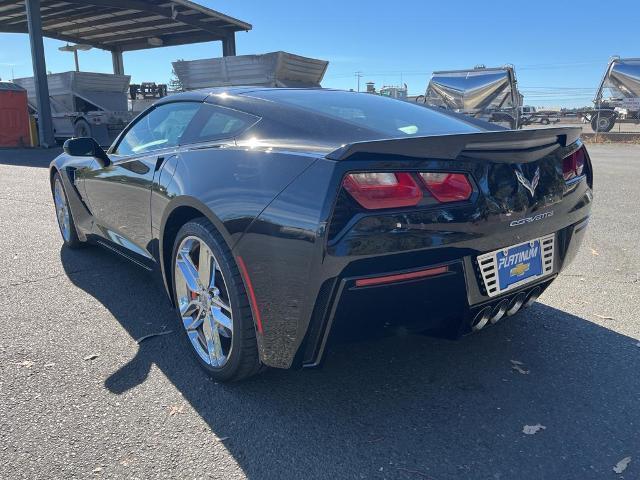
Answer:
[{"left": 60, "top": 244, "right": 639, "bottom": 479}]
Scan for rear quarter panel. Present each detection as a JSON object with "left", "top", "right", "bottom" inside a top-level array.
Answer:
[
  {"left": 156, "top": 146, "right": 320, "bottom": 248},
  {"left": 232, "top": 158, "right": 339, "bottom": 368}
]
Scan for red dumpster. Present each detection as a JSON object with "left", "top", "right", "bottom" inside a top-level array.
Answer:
[{"left": 0, "top": 81, "right": 30, "bottom": 147}]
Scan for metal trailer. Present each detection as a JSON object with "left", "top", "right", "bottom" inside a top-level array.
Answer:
[
  {"left": 379, "top": 85, "right": 408, "bottom": 100},
  {"left": 519, "top": 106, "right": 561, "bottom": 126},
  {"left": 172, "top": 51, "right": 329, "bottom": 90},
  {"left": 14, "top": 71, "right": 133, "bottom": 146},
  {"left": 582, "top": 57, "right": 640, "bottom": 132},
  {"left": 416, "top": 65, "right": 522, "bottom": 129}
]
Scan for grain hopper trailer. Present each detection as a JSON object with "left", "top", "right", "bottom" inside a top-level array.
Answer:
[
  {"left": 583, "top": 57, "right": 640, "bottom": 132},
  {"left": 417, "top": 65, "right": 522, "bottom": 129},
  {"left": 172, "top": 51, "right": 328, "bottom": 90},
  {"left": 14, "top": 71, "right": 133, "bottom": 146}
]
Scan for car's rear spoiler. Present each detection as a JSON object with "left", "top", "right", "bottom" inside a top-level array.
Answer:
[{"left": 326, "top": 127, "right": 582, "bottom": 163}]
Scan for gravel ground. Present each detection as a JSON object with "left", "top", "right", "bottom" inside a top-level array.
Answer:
[{"left": 0, "top": 144, "right": 638, "bottom": 480}]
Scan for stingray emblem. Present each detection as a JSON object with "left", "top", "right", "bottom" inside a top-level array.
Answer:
[{"left": 515, "top": 167, "right": 541, "bottom": 197}]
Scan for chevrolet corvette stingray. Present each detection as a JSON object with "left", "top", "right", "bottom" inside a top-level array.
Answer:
[{"left": 50, "top": 88, "right": 593, "bottom": 381}]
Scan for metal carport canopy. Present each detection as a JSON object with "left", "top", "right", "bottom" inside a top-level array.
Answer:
[{"left": 0, "top": 0, "right": 252, "bottom": 146}]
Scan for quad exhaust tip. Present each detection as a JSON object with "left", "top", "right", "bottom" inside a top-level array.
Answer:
[
  {"left": 472, "top": 306, "right": 492, "bottom": 331},
  {"left": 524, "top": 287, "right": 541, "bottom": 308},
  {"left": 490, "top": 299, "right": 509, "bottom": 324},
  {"left": 473, "top": 286, "right": 542, "bottom": 332},
  {"left": 506, "top": 292, "right": 527, "bottom": 316}
]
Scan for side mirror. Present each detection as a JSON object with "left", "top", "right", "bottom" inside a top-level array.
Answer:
[{"left": 63, "top": 137, "right": 110, "bottom": 166}]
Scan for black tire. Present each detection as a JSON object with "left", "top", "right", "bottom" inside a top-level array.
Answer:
[
  {"left": 171, "top": 217, "right": 262, "bottom": 382},
  {"left": 73, "top": 119, "right": 91, "bottom": 138},
  {"left": 51, "top": 172, "right": 83, "bottom": 249},
  {"left": 591, "top": 112, "right": 615, "bottom": 132}
]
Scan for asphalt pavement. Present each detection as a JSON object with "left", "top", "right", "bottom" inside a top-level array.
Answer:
[{"left": 0, "top": 144, "right": 638, "bottom": 480}]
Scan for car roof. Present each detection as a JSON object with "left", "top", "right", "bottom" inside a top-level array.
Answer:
[{"left": 153, "top": 88, "right": 494, "bottom": 153}]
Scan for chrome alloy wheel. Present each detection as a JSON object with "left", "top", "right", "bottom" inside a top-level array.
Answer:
[
  {"left": 53, "top": 177, "right": 71, "bottom": 241},
  {"left": 174, "top": 236, "right": 233, "bottom": 367}
]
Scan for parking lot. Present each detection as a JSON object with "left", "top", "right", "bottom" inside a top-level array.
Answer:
[{"left": 0, "top": 143, "right": 638, "bottom": 479}]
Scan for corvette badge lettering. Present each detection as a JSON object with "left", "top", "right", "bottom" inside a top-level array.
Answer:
[{"left": 509, "top": 211, "right": 553, "bottom": 227}]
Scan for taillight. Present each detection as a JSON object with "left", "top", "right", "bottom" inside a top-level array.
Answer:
[
  {"left": 342, "top": 172, "right": 422, "bottom": 209},
  {"left": 419, "top": 172, "right": 473, "bottom": 202},
  {"left": 562, "top": 146, "right": 586, "bottom": 181}
]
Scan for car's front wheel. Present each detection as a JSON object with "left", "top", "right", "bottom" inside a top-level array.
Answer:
[
  {"left": 52, "top": 172, "right": 82, "bottom": 248},
  {"left": 171, "top": 218, "right": 262, "bottom": 382}
]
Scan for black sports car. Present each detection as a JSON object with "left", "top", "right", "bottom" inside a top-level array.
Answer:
[{"left": 51, "top": 88, "right": 593, "bottom": 381}]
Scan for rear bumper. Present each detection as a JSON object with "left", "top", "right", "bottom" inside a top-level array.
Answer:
[{"left": 300, "top": 215, "right": 589, "bottom": 367}]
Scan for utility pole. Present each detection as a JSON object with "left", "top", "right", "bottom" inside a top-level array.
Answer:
[
  {"left": 355, "top": 71, "right": 363, "bottom": 92},
  {"left": 25, "top": 0, "right": 55, "bottom": 148}
]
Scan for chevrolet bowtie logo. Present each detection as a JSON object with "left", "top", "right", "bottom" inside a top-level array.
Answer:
[
  {"left": 515, "top": 167, "right": 541, "bottom": 197},
  {"left": 510, "top": 263, "right": 530, "bottom": 277}
]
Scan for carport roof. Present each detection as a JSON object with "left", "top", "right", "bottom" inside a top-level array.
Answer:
[{"left": 0, "top": 0, "right": 252, "bottom": 51}]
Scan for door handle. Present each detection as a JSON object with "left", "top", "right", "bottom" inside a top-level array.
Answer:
[{"left": 154, "top": 156, "right": 165, "bottom": 172}]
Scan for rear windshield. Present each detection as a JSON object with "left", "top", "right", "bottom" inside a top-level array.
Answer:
[{"left": 247, "top": 89, "right": 482, "bottom": 137}]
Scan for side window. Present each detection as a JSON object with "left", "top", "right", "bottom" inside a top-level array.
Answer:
[
  {"left": 184, "top": 104, "right": 260, "bottom": 144},
  {"left": 114, "top": 102, "right": 200, "bottom": 156}
]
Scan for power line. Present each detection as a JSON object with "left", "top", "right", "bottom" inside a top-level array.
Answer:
[
  {"left": 325, "top": 59, "right": 607, "bottom": 80},
  {"left": 520, "top": 86, "right": 595, "bottom": 90}
]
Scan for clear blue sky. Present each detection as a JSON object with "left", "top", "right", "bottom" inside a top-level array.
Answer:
[{"left": 1, "top": 0, "right": 639, "bottom": 107}]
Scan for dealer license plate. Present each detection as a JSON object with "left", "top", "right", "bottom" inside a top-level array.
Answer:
[
  {"left": 477, "top": 234, "right": 555, "bottom": 297},
  {"left": 496, "top": 240, "right": 542, "bottom": 290}
]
